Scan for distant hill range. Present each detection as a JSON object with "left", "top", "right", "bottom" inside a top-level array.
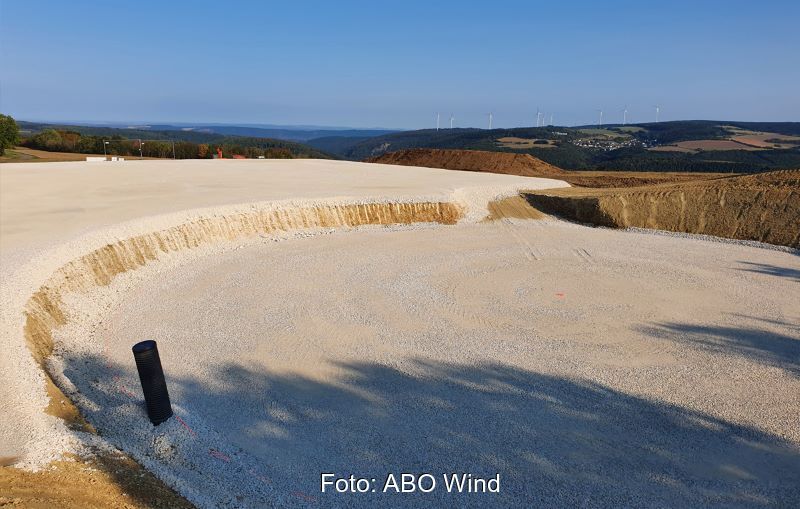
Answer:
[
  {"left": 310, "top": 120, "right": 800, "bottom": 173},
  {"left": 17, "top": 120, "right": 800, "bottom": 172},
  {"left": 141, "top": 124, "right": 398, "bottom": 142}
]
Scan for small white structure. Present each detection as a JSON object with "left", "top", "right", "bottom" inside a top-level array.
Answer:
[{"left": 87, "top": 156, "right": 126, "bottom": 162}]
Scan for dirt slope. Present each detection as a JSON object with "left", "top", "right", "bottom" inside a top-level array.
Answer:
[
  {"left": 368, "top": 148, "right": 728, "bottom": 188},
  {"left": 368, "top": 148, "right": 566, "bottom": 178},
  {"left": 524, "top": 170, "right": 800, "bottom": 248}
]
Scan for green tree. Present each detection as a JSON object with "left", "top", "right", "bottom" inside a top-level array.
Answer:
[{"left": 0, "top": 114, "right": 21, "bottom": 155}]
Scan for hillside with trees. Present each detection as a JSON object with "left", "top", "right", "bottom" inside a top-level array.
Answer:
[
  {"left": 307, "top": 121, "right": 800, "bottom": 173},
  {"left": 16, "top": 121, "right": 332, "bottom": 159}
]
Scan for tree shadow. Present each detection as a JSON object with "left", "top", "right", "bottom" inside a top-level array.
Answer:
[
  {"left": 738, "top": 261, "right": 800, "bottom": 282},
  {"left": 637, "top": 322, "right": 800, "bottom": 377},
  {"left": 61, "top": 352, "right": 800, "bottom": 508}
]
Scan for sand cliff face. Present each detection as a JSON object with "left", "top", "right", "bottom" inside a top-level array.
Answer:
[
  {"left": 368, "top": 148, "right": 566, "bottom": 178},
  {"left": 524, "top": 170, "right": 800, "bottom": 248}
]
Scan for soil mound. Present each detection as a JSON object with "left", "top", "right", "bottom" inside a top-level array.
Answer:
[{"left": 368, "top": 148, "right": 566, "bottom": 178}]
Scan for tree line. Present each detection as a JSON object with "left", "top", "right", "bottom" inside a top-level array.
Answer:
[{"left": 21, "top": 128, "right": 302, "bottom": 159}]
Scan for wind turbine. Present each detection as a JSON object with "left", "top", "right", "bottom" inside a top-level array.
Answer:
[
  {"left": 622, "top": 105, "right": 628, "bottom": 126},
  {"left": 653, "top": 105, "right": 661, "bottom": 123},
  {"left": 549, "top": 113, "right": 554, "bottom": 126},
  {"left": 436, "top": 112, "right": 440, "bottom": 131},
  {"left": 536, "top": 108, "right": 542, "bottom": 127},
  {"left": 450, "top": 114, "right": 454, "bottom": 129},
  {"left": 487, "top": 112, "right": 493, "bottom": 130},
  {"left": 597, "top": 109, "right": 604, "bottom": 127}
]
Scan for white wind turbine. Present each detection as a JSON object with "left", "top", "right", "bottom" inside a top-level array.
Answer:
[
  {"left": 622, "top": 105, "right": 628, "bottom": 126},
  {"left": 597, "top": 109, "right": 604, "bottom": 127},
  {"left": 536, "top": 108, "right": 542, "bottom": 127},
  {"left": 450, "top": 114, "right": 454, "bottom": 129},
  {"left": 653, "top": 105, "right": 661, "bottom": 123},
  {"left": 487, "top": 112, "right": 493, "bottom": 130},
  {"left": 436, "top": 112, "right": 440, "bottom": 131},
  {"left": 549, "top": 113, "right": 554, "bottom": 126}
]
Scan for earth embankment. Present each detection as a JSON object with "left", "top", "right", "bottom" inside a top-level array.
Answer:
[{"left": 524, "top": 170, "right": 800, "bottom": 248}]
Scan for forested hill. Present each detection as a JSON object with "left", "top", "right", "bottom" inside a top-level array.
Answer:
[
  {"left": 306, "top": 120, "right": 800, "bottom": 173},
  {"left": 17, "top": 121, "right": 333, "bottom": 159}
]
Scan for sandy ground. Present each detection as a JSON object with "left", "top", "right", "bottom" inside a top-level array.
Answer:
[
  {"left": 51, "top": 219, "right": 800, "bottom": 508},
  {"left": 0, "top": 159, "right": 562, "bottom": 254}
]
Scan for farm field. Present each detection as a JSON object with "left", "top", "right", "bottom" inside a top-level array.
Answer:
[
  {"left": 495, "top": 136, "right": 557, "bottom": 149},
  {"left": 650, "top": 139, "right": 762, "bottom": 152}
]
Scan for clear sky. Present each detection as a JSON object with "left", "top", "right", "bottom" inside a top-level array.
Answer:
[{"left": 1, "top": 0, "right": 798, "bottom": 129}]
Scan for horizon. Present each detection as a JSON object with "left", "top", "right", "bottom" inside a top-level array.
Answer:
[
  {"left": 2, "top": 1, "right": 799, "bottom": 129},
  {"left": 13, "top": 117, "right": 800, "bottom": 134}
]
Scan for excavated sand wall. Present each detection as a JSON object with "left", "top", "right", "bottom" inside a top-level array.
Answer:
[
  {"left": 526, "top": 186, "right": 800, "bottom": 248},
  {"left": 22, "top": 201, "right": 462, "bottom": 425}
]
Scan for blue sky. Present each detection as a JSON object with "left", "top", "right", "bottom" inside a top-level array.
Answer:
[{"left": 1, "top": 0, "right": 798, "bottom": 128}]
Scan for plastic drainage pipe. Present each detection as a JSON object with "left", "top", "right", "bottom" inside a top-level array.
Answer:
[{"left": 132, "top": 340, "right": 173, "bottom": 425}]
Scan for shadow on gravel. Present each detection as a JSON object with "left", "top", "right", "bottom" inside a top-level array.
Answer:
[
  {"left": 738, "top": 261, "right": 800, "bottom": 282},
  {"left": 638, "top": 322, "right": 800, "bottom": 377},
  {"left": 63, "top": 353, "right": 800, "bottom": 508}
]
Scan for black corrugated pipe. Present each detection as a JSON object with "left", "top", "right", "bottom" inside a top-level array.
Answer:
[{"left": 132, "top": 340, "right": 173, "bottom": 425}]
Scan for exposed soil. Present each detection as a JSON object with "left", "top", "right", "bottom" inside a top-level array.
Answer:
[
  {"left": 369, "top": 149, "right": 797, "bottom": 248},
  {"left": 368, "top": 148, "right": 725, "bottom": 188},
  {"left": 485, "top": 195, "right": 545, "bottom": 220},
  {"left": 0, "top": 452, "right": 193, "bottom": 509},
  {"left": 560, "top": 171, "right": 727, "bottom": 188},
  {"left": 524, "top": 170, "right": 800, "bottom": 248},
  {"left": 368, "top": 148, "right": 566, "bottom": 178}
]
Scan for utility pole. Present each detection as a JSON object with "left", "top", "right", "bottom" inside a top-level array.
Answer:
[
  {"left": 139, "top": 139, "right": 143, "bottom": 159},
  {"left": 172, "top": 141, "right": 176, "bottom": 159}
]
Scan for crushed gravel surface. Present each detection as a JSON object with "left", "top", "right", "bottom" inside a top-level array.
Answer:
[{"left": 51, "top": 219, "right": 800, "bottom": 508}]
